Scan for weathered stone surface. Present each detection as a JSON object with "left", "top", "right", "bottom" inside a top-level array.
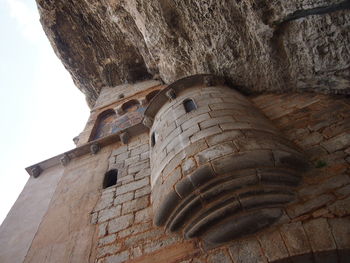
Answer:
[
  {"left": 36, "top": 0, "right": 350, "bottom": 107},
  {"left": 280, "top": 222, "right": 311, "bottom": 256},
  {"left": 258, "top": 230, "right": 289, "bottom": 262},
  {"left": 108, "top": 214, "right": 134, "bottom": 233},
  {"left": 229, "top": 239, "right": 266, "bottom": 263},
  {"left": 207, "top": 250, "right": 233, "bottom": 263}
]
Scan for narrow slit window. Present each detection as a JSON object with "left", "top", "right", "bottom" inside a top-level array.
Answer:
[
  {"left": 183, "top": 99, "right": 197, "bottom": 113},
  {"left": 103, "top": 169, "right": 118, "bottom": 188},
  {"left": 151, "top": 132, "right": 156, "bottom": 147}
]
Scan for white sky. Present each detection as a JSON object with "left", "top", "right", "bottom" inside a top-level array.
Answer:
[{"left": 0, "top": 0, "right": 89, "bottom": 224}]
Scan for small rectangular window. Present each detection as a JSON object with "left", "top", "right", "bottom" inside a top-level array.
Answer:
[{"left": 183, "top": 99, "right": 197, "bottom": 113}]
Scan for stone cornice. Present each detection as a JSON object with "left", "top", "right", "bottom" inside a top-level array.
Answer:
[{"left": 26, "top": 123, "right": 148, "bottom": 177}]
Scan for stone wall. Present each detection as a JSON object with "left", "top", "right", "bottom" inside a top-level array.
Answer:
[
  {"left": 90, "top": 91, "right": 349, "bottom": 263},
  {"left": 148, "top": 83, "right": 309, "bottom": 245},
  {"left": 0, "top": 166, "right": 64, "bottom": 263},
  {"left": 3, "top": 82, "right": 348, "bottom": 263},
  {"left": 22, "top": 146, "right": 113, "bottom": 262},
  {"left": 91, "top": 134, "right": 200, "bottom": 263}
]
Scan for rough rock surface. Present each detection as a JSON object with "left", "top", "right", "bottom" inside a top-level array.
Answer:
[{"left": 36, "top": 0, "right": 350, "bottom": 107}]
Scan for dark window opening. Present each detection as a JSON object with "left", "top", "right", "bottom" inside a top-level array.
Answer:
[
  {"left": 103, "top": 169, "right": 118, "bottom": 188},
  {"left": 183, "top": 99, "right": 197, "bottom": 113},
  {"left": 151, "top": 132, "right": 156, "bottom": 147}
]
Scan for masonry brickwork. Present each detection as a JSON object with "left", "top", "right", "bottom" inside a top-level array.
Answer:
[
  {"left": 0, "top": 77, "right": 349, "bottom": 263},
  {"left": 84, "top": 80, "right": 350, "bottom": 263}
]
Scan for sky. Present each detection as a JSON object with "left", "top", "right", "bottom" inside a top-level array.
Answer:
[{"left": 0, "top": 0, "right": 89, "bottom": 224}]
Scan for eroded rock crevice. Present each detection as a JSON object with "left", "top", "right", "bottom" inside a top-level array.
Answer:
[{"left": 275, "top": 0, "right": 350, "bottom": 24}]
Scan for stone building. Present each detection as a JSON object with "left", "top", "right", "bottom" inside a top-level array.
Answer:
[{"left": 0, "top": 1, "right": 350, "bottom": 263}]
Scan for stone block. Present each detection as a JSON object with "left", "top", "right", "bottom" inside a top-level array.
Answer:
[
  {"left": 228, "top": 239, "right": 266, "bottom": 263},
  {"left": 161, "top": 127, "right": 182, "bottom": 149},
  {"left": 98, "top": 205, "right": 121, "bottom": 223},
  {"left": 124, "top": 229, "right": 164, "bottom": 246},
  {"left": 115, "top": 151, "right": 129, "bottom": 162},
  {"left": 128, "top": 241, "right": 197, "bottom": 263},
  {"left": 114, "top": 192, "right": 134, "bottom": 206},
  {"left": 118, "top": 175, "right": 133, "bottom": 185},
  {"left": 118, "top": 222, "right": 151, "bottom": 238},
  {"left": 199, "top": 116, "right": 234, "bottom": 129},
  {"left": 108, "top": 214, "right": 134, "bottom": 233},
  {"left": 134, "top": 168, "right": 151, "bottom": 180},
  {"left": 130, "top": 144, "right": 149, "bottom": 156},
  {"left": 122, "top": 196, "right": 149, "bottom": 214},
  {"left": 178, "top": 159, "right": 194, "bottom": 177},
  {"left": 328, "top": 217, "right": 350, "bottom": 250},
  {"left": 175, "top": 177, "right": 195, "bottom": 198},
  {"left": 97, "top": 243, "right": 121, "bottom": 258},
  {"left": 190, "top": 126, "right": 222, "bottom": 143},
  {"left": 280, "top": 222, "right": 311, "bottom": 256},
  {"left": 206, "top": 130, "right": 243, "bottom": 146},
  {"left": 135, "top": 185, "right": 151, "bottom": 198},
  {"left": 98, "top": 234, "right": 116, "bottom": 247},
  {"left": 112, "top": 145, "right": 128, "bottom": 156},
  {"left": 321, "top": 133, "right": 350, "bottom": 153},
  {"left": 209, "top": 109, "right": 236, "bottom": 118},
  {"left": 195, "top": 142, "right": 236, "bottom": 165},
  {"left": 299, "top": 132, "right": 324, "bottom": 147},
  {"left": 116, "top": 177, "right": 149, "bottom": 195},
  {"left": 162, "top": 151, "right": 186, "bottom": 179},
  {"left": 98, "top": 222, "right": 108, "bottom": 237},
  {"left": 104, "top": 250, "right": 129, "bottom": 263},
  {"left": 140, "top": 151, "right": 150, "bottom": 160},
  {"left": 303, "top": 218, "right": 336, "bottom": 253},
  {"left": 125, "top": 155, "right": 140, "bottom": 166},
  {"left": 135, "top": 207, "right": 152, "bottom": 223},
  {"left": 143, "top": 235, "right": 180, "bottom": 254},
  {"left": 207, "top": 250, "right": 233, "bottom": 263},
  {"left": 258, "top": 230, "right": 289, "bottom": 262},
  {"left": 189, "top": 164, "right": 215, "bottom": 187},
  {"left": 181, "top": 113, "right": 210, "bottom": 130},
  {"left": 91, "top": 212, "right": 98, "bottom": 224},
  {"left": 161, "top": 121, "right": 177, "bottom": 138},
  {"left": 166, "top": 133, "right": 189, "bottom": 154},
  {"left": 299, "top": 174, "right": 350, "bottom": 198},
  {"left": 209, "top": 102, "right": 241, "bottom": 111},
  {"left": 128, "top": 160, "right": 149, "bottom": 174},
  {"left": 132, "top": 246, "right": 143, "bottom": 259},
  {"left": 328, "top": 196, "right": 350, "bottom": 217},
  {"left": 335, "top": 184, "right": 350, "bottom": 198},
  {"left": 94, "top": 192, "right": 114, "bottom": 212},
  {"left": 172, "top": 102, "right": 186, "bottom": 119},
  {"left": 287, "top": 194, "right": 334, "bottom": 218},
  {"left": 212, "top": 150, "right": 274, "bottom": 175}
]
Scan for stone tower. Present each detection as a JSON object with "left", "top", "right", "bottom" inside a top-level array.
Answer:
[{"left": 1, "top": 1, "right": 350, "bottom": 262}]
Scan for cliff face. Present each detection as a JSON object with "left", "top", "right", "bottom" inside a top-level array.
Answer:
[{"left": 36, "top": 0, "right": 350, "bottom": 107}]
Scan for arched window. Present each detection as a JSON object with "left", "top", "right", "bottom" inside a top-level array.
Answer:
[
  {"left": 183, "top": 99, "right": 197, "bottom": 113},
  {"left": 92, "top": 109, "right": 117, "bottom": 140},
  {"left": 121, "top": 99, "right": 140, "bottom": 113},
  {"left": 146, "top": 90, "right": 160, "bottom": 103},
  {"left": 103, "top": 169, "right": 118, "bottom": 188}
]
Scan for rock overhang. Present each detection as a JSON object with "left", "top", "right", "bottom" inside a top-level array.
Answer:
[{"left": 36, "top": 0, "right": 350, "bottom": 108}]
